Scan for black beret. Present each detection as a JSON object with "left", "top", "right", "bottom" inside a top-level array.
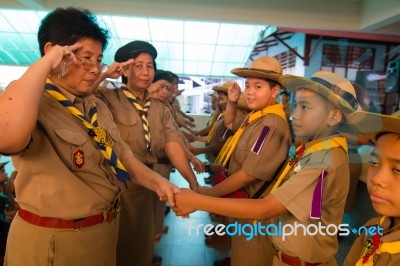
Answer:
[
  {"left": 114, "top": 40, "right": 157, "bottom": 62},
  {"left": 154, "top": 70, "right": 174, "bottom": 83}
]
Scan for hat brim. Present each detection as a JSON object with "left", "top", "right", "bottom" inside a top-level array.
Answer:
[
  {"left": 343, "top": 111, "right": 400, "bottom": 141},
  {"left": 212, "top": 86, "right": 228, "bottom": 93},
  {"left": 231, "top": 68, "right": 281, "bottom": 82}
]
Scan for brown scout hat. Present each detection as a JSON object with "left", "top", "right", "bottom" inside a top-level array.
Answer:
[
  {"left": 212, "top": 81, "right": 234, "bottom": 94},
  {"left": 345, "top": 111, "right": 400, "bottom": 141},
  {"left": 279, "top": 71, "right": 365, "bottom": 132},
  {"left": 231, "top": 56, "right": 282, "bottom": 82}
]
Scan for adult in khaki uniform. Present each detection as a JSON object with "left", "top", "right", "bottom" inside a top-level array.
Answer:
[
  {"left": 96, "top": 41, "right": 199, "bottom": 266},
  {"left": 173, "top": 72, "right": 365, "bottom": 266},
  {"left": 0, "top": 8, "right": 177, "bottom": 266},
  {"left": 343, "top": 113, "right": 400, "bottom": 266}
]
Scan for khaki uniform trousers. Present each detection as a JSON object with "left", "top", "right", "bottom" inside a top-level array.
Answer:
[
  {"left": 230, "top": 218, "right": 273, "bottom": 266},
  {"left": 117, "top": 184, "right": 155, "bottom": 266},
  {"left": 5, "top": 213, "right": 118, "bottom": 266}
]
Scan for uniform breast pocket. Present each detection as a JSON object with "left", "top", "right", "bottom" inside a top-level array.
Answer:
[
  {"left": 115, "top": 108, "right": 139, "bottom": 127},
  {"left": 54, "top": 128, "right": 91, "bottom": 170}
]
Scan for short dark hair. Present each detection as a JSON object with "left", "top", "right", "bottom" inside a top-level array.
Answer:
[{"left": 38, "top": 7, "right": 110, "bottom": 56}]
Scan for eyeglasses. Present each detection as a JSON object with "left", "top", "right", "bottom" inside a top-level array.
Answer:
[{"left": 76, "top": 57, "right": 108, "bottom": 72}]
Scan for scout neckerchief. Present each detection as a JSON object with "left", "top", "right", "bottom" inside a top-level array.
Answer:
[
  {"left": 214, "top": 104, "right": 286, "bottom": 167},
  {"left": 357, "top": 216, "right": 400, "bottom": 265},
  {"left": 120, "top": 85, "right": 152, "bottom": 152},
  {"left": 45, "top": 80, "right": 129, "bottom": 184},
  {"left": 270, "top": 136, "right": 348, "bottom": 219},
  {"left": 206, "top": 113, "right": 224, "bottom": 144}
]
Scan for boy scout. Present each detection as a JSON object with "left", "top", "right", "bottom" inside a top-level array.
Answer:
[
  {"left": 344, "top": 112, "right": 400, "bottom": 265},
  {"left": 190, "top": 57, "right": 292, "bottom": 266},
  {"left": 96, "top": 41, "right": 199, "bottom": 266},
  {"left": 0, "top": 8, "right": 177, "bottom": 266},
  {"left": 173, "top": 71, "right": 363, "bottom": 266}
]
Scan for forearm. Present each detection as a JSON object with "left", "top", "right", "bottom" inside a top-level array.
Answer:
[
  {"left": 207, "top": 170, "right": 256, "bottom": 197},
  {"left": 193, "top": 194, "right": 285, "bottom": 220},
  {"left": 125, "top": 155, "right": 164, "bottom": 192},
  {"left": 0, "top": 57, "right": 53, "bottom": 153},
  {"left": 223, "top": 102, "right": 237, "bottom": 130},
  {"left": 194, "top": 142, "right": 223, "bottom": 155},
  {"left": 165, "top": 142, "right": 198, "bottom": 188}
]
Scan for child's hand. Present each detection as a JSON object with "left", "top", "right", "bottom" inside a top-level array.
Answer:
[
  {"left": 227, "top": 82, "right": 241, "bottom": 104},
  {"left": 172, "top": 188, "right": 198, "bottom": 217}
]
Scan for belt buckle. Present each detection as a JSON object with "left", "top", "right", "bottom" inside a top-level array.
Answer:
[{"left": 74, "top": 218, "right": 84, "bottom": 232}]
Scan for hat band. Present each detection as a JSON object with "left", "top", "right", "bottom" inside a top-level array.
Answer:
[
  {"left": 250, "top": 68, "right": 280, "bottom": 75},
  {"left": 310, "top": 77, "right": 359, "bottom": 110}
]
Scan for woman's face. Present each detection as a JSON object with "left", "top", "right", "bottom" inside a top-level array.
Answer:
[
  {"left": 125, "top": 53, "right": 155, "bottom": 91},
  {"left": 367, "top": 133, "right": 400, "bottom": 217},
  {"left": 53, "top": 38, "right": 105, "bottom": 96}
]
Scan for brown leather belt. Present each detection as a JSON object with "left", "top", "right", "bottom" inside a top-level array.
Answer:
[{"left": 18, "top": 207, "right": 119, "bottom": 230}]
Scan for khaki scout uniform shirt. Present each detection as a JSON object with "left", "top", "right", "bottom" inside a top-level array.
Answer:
[
  {"left": 344, "top": 217, "right": 400, "bottom": 266},
  {"left": 228, "top": 114, "right": 291, "bottom": 197},
  {"left": 271, "top": 138, "right": 349, "bottom": 264},
  {"left": 227, "top": 114, "right": 290, "bottom": 266},
  {"left": 207, "top": 118, "right": 232, "bottom": 163},
  {"left": 14, "top": 87, "right": 128, "bottom": 219},
  {"left": 97, "top": 88, "right": 180, "bottom": 165}
]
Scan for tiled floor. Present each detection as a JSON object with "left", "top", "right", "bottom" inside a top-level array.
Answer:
[
  {"left": 156, "top": 156, "right": 376, "bottom": 266},
  {"left": 154, "top": 167, "right": 230, "bottom": 266}
]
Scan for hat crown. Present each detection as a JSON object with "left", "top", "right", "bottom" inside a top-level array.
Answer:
[
  {"left": 310, "top": 71, "right": 360, "bottom": 111},
  {"left": 213, "top": 81, "right": 234, "bottom": 93},
  {"left": 249, "top": 56, "right": 282, "bottom": 74}
]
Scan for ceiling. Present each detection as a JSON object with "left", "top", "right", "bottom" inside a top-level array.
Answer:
[{"left": 0, "top": 0, "right": 399, "bottom": 78}]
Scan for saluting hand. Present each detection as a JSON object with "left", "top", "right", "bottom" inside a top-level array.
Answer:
[
  {"left": 227, "top": 82, "right": 241, "bottom": 104},
  {"left": 46, "top": 42, "right": 82, "bottom": 75},
  {"left": 104, "top": 59, "right": 134, "bottom": 79}
]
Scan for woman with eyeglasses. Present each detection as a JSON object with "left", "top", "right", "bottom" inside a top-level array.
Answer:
[{"left": 0, "top": 7, "right": 179, "bottom": 266}]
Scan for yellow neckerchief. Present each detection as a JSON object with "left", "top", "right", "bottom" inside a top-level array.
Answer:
[
  {"left": 357, "top": 216, "right": 400, "bottom": 265},
  {"left": 214, "top": 104, "right": 286, "bottom": 167},
  {"left": 206, "top": 113, "right": 223, "bottom": 144},
  {"left": 120, "top": 84, "right": 152, "bottom": 152},
  {"left": 270, "top": 136, "right": 348, "bottom": 192},
  {"left": 207, "top": 110, "right": 219, "bottom": 126}
]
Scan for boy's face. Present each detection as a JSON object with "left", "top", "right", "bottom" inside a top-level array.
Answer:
[
  {"left": 292, "top": 89, "right": 332, "bottom": 139},
  {"left": 243, "top": 78, "right": 279, "bottom": 111},
  {"left": 367, "top": 133, "right": 400, "bottom": 217}
]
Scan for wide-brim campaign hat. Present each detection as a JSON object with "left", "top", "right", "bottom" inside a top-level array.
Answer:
[
  {"left": 231, "top": 56, "right": 282, "bottom": 82},
  {"left": 212, "top": 81, "right": 234, "bottom": 94},
  {"left": 0, "top": 161, "right": 9, "bottom": 170},
  {"left": 279, "top": 71, "right": 361, "bottom": 116},
  {"left": 115, "top": 40, "right": 157, "bottom": 62},
  {"left": 344, "top": 111, "right": 400, "bottom": 141}
]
